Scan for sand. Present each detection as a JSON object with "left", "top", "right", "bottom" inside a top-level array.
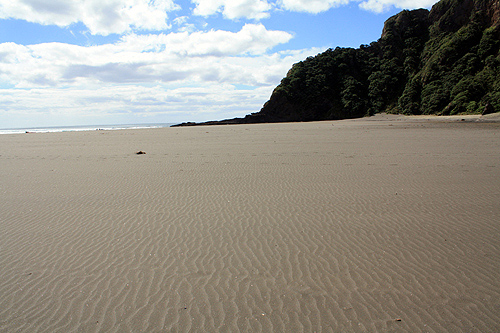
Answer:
[{"left": 1, "top": 115, "right": 499, "bottom": 332}]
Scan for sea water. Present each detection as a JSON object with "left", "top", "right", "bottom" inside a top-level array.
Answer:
[{"left": 0, "top": 123, "right": 174, "bottom": 135}]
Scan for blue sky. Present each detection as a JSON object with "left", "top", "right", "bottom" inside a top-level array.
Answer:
[{"left": 0, "top": 0, "right": 439, "bottom": 128}]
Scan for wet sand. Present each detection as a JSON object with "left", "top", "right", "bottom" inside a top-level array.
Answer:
[{"left": 1, "top": 115, "right": 499, "bottom": 332}]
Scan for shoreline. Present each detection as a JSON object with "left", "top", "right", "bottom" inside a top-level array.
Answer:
[
  {"left": 0, "top": 123, "right": 174, "bottom": 135},
  {"left": 3, "top": 112, "right": 499, "bottom": 135},
  {"left": 171, "top": 112, "right": 500, "bottom": 127}
]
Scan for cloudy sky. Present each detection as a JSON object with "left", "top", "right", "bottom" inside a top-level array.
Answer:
[{"left": 0, "top": 0, "right": 439, "bottom": 128}]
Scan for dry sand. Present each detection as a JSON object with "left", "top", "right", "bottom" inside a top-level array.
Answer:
[{"left": 1, "top": 115, "right": 499, "bottom": 332}]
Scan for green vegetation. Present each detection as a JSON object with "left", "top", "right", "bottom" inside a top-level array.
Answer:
[{"left": 258, "top": 0, "right": 500, "bottom": 121}]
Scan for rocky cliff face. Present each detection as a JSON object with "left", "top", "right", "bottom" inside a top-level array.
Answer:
[
  {"left": 430, "top": 0, "right": 500, "bottom": 33},
  {"left": 381, "top": 8, "right": 430, "bottom": 40},
  {"left": 173, "top": 0, "right": 500, "bottom": 126}
]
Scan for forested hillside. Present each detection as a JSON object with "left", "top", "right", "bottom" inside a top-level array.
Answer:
[
  {"left": 253, "top": 0, "right": 500, "bottom": 123},
  {"left": 174, "top": 0, "right": 500, "bottom": 126}
]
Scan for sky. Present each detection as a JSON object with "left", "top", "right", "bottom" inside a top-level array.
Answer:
[{"left": 0, "top": 0, "right": 440, "bottom": 128}]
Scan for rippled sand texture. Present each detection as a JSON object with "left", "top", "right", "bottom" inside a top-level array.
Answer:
[{"left": 1, "top": 118, "right": 500, "bottom": 332}]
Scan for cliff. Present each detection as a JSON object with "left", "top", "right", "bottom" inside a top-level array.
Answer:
[{"left": 173, "top": 0, "right": 500, "bottom": 126}]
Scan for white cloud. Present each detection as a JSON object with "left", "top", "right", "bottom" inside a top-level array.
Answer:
[
  {"left": 278, "top": 0, "right": 349, "bottom": 14},
  {"left": 0, "top": 0, "right": 442, "bottom": 35},
  {"left": 190, "top": 0, "right": 439, "bottom": 18},
  {"left": 0, "top": 83, "right": 282, "bottom": 127},
  {"left": 0, "top": 0, "right": 179, "bottom": 35},
  {"left": 0, "top": 23, "right": 319, "bottom": 127},
  {"left": 0, "top": 24, "right": 294, "bottom": 88},
  {"left": 192, "top": 0, "right": 272, "bottom": 20},
  {"left": 359, "top": 0, "right": 439, "bottom": 13},
  {"left": 0, "top": 73, "right": 309, "bottom": 127},
  {"left": 277, "top": 0, "right": 438, "bottom": 14}
]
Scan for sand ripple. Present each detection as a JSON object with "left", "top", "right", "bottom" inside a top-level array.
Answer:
[{"left": 1, "top": 121, "right": 499, "bottom": 331}]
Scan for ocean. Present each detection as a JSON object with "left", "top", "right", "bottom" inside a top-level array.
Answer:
[{"left": 0, "top": 123, "right": 174, "bottom": 135}]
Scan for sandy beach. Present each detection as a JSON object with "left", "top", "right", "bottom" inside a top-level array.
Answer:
[{"left": 1, "top": 115, "right": 499, "bottom": 332}]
